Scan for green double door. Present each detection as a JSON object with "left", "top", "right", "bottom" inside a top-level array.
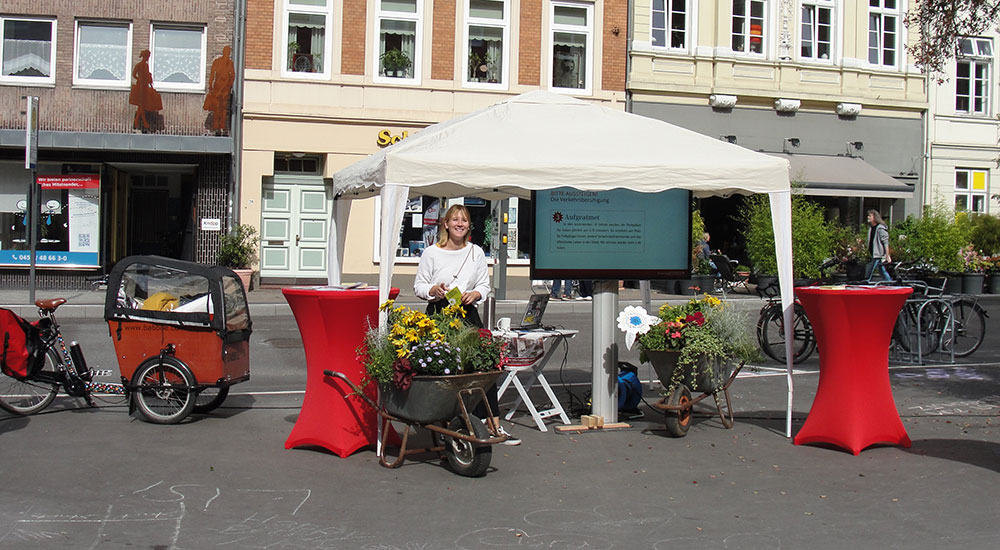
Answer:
[{"left": 260, "top": 176, "right": 330, "bottom": 279}]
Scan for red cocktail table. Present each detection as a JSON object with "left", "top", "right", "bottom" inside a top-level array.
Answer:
[
  {"left": 282, "top": 286, "right": 399, "bottom": 457},
  {"left": 793, "top": 285, "right": 913, "bottom": 455}
]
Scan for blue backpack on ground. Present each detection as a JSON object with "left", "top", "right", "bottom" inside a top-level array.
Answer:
[{"left": 617, "top": 361, "right": 642, "bottom": 411}]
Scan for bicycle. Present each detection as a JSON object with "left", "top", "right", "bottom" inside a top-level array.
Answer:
[
  {"left": 755, "top": 280, "right": 815, "bottom": 364},
  {"left": 0, "top": 298, "right": 122, "bottom": 415}
]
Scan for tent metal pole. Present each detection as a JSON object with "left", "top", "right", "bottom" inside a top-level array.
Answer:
[{"left": 592, "top": 280, "right": 619, "bottom": 422}]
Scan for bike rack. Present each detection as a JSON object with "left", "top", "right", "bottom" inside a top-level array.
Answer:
[{"left": 890, "top": 297, "right": 955, "bottom": 366}]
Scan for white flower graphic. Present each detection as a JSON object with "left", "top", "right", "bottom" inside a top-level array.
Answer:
[{"left": 616, "top": 306, "right": 661, "bottom": 350}]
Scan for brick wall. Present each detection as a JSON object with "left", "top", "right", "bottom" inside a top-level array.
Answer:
[
  {"left": 519, "top": 0, "right": 542, "bottom": 86},
  {"left": 432, "top": 0, "right": 457, "bottom": 80},
  {"left": 342, "top": 0, "right": 367, "bottom": 75},
  {"left": 602, "top": 0, "right": 627, "bottom": 92},
  {"left": 246, "top": 0, "right": 274, "bottom": 70},
  {"left": 0, "top": 0, "right": 236, "bottom": 136}
]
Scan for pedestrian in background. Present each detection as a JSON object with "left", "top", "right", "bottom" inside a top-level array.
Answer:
[{"left": 864, "top": 209, "right": 892, "bottom": 282}]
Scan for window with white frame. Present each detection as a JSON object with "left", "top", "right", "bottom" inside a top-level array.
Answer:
[
  {"left": 868, "top": 0, "right": 899, "bottom": 67},
  {"left": 732, "top": 0, "right": 765, "bottom": 55},
  {"left": 800, "top": 0, "right": 833, "bottom": 60},
  {"left": 956, "top": 169, "right": 989, "bottom": 213},
  {"left": 651, "top": 0, "right": 687, "bottom": 50},
  {"left": 550, "top": 1, "right": 592, "bottom": 92},
  {"left": 465, "top": 0, "right": 508, "bottom": 86},
  {"left": 151, "top": 25, "right": 205, "bottom": 90},
  {"left": 74, "top": 21, "right": 132, "bottom": 87},
  {"left": 284, "top": 0, "right": 332, "bottom": 76},
  {"left": 0, "top": 16, "right": 56, "bottom": 84},
  {"left": 956, "top": 37, "right": 992, "bottom": 115},
  {"left": 377, "top": 0, "right": 421, "bottom": 80}
]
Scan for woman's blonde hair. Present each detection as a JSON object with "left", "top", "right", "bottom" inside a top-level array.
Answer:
[
  {"left": 867, "top": 209, "right": 886, "bottom": 226},
  {"left": 436, "top": 204, "right": 472, "bottom": 246}
]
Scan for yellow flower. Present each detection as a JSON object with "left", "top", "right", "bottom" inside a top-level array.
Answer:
[
  {"left": 450, "top": 318, "right": 462, "bottom": 329},
  {"left": 395, "top": 347, "right": 408, "bottom": 358},
  {"left": 379, "top": 299, "right": 395, "bottom": 311},
  {"left": 705, "top": 295, "right": 721, "bottom": 307}
]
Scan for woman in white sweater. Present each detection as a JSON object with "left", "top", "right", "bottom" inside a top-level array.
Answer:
[
  {"left": 414, "top": 204, "right": 491, "bottom": 326},
  {"left": 414, "top": 204, "right": 520, "bottom": 445}
]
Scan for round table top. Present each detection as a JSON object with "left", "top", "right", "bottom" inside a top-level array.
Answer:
[
  {"left": 281, "top": 286, "right": 397, "bottom": 296},
  {"left": 795, "top": 285, "right": 913, "bottom": 297}
]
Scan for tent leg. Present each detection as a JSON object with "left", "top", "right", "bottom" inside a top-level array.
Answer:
[{"left": 592, "top": 281, "right": 619, "bottom": 422}]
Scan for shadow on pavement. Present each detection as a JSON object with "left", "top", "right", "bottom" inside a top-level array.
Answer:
[{"left": 903, "top": 438, "right": 1000, "bottom": 473}]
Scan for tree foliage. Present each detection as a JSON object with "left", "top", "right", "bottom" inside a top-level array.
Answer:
[
  {"left": 906, "top": 0, "right": 1000, "bottom": 76},
  {"left": 738, "top": 194, "right": 833, "bottom": 278}
]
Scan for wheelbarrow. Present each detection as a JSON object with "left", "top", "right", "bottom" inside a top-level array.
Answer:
[
  {"left": 323, "top": 370, "right": 508, "bottom": 477},
  {"left": 643, "top": 350, "right": 744, "bottom": 437}
]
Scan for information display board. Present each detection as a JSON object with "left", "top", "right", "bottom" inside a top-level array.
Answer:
[{"left": 531, "top": 188, "right": 690, "bottom": 280}]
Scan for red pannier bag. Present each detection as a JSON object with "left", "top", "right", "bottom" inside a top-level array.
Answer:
[{"left": 0, "top": 308, "right": 40, "bottom": 379}]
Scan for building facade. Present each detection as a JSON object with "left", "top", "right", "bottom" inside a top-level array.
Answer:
[
  {"left": 627, "top": 0, "right": 927, "bottom": 255},
  {"left": 0, "top": 0, "right": 241, "bottom": 287},
  {"left": 926, "top": 32, "right": 1000, "bottom": 215},
  {"left": 242, "top": 0, "right": 627, "bottom": 285}
]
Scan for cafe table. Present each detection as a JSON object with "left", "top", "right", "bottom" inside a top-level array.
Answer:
[
  {"left": 282, "top": 286, "right": 398, "bottom": 457},
  {"left": 793, "top": 285, "right": 913, "bottom": 455}
]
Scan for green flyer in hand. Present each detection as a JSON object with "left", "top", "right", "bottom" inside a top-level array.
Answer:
[{"left": 445, "top": 286, "right": 462, "bottom": 307}]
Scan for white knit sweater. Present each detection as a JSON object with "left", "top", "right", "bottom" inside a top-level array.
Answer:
[{"left": 413, "top": 243, "right": 491, "bottom": 304}]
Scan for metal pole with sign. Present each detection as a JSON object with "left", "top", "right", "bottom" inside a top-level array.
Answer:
[{"left": 25, "top": 96, "right": 39, "bottom": 304}]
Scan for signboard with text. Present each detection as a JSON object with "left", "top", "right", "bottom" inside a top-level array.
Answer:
[{"left": 531, "top": 188, "right": 691, "bottom": 280}]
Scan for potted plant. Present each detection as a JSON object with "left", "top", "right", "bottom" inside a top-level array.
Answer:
[
  {"left": 986, "top": 255, "right": 1000, "bottom": 294},
  {"left": 358, "top": 300, "right": 505, "bottom": 400},
  {"left": 831, "top": 224, "right": 867, "bottom": 282},
  {"left": 738, "top": 192, "right": 833, "bottom": 288},
  {"left": 959, "top": 245, "right": 989, "bottom": 294},
  {"left": 381, "top": 48, "right": 411, "bottom": 77},
  {"left": 217, "top": 223, "right": 259, "bottom": 291}
]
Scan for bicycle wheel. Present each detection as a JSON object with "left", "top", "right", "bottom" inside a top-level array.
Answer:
[
  {"left": 0, "top": 348, "right": 59, "bottom": 415},
  {"left": 193, "top": 386, "right": 229, "bottom": 414},
  {"left": 944, "top": 298, "right": 986, "bottom": 358},
  {"left": 132, "top": 356, "right": 196, "bottom": 424},
  {"left": 893, "top": 301, "right": 943, "bottom": 356},
  {"left": 757, "top": 304, "right": 815, "bottom": 364}
]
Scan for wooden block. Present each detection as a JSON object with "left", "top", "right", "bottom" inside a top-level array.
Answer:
[
  {"left": 595, "top": 416, "right": 605, "bottom": 428},
  {"left": 554, "top": 422, "right": 632, "bottom": 433}
]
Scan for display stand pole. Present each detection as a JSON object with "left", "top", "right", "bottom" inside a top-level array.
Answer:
[{"left": 591, "top": 280, "right": 619, "bottom": 422}]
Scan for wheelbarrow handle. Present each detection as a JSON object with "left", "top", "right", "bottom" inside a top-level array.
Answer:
[{"left": 323, "top": 370, "right": 379, "bottom": 410}]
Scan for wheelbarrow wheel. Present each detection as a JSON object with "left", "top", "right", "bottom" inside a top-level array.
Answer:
[
  {"left": 663, "top": 385, "right": 692, "bottom": 437},
  {"left": 193, "top": 386, "right": 229, "bottom": 414},
  {"left": 132, "top": 356, "right": 196, "bottom": 424},
  {"left": 445, "top": 414, "right": 492, "bottom": 477}
]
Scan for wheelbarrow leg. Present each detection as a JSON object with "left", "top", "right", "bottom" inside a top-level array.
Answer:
[
  {"left": 378, "top": 416, "right": 409, "bottom": 469},
  {"left": 714, "top": 388, "right": 735, "bottom": 429}
]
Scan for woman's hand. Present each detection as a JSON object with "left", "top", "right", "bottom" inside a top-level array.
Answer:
[
  {"left": 461, "top": 290, "right": 481, "bottom": 305},
  {"left": 430, "top": 283, "right": 447, "bottom": 300}
]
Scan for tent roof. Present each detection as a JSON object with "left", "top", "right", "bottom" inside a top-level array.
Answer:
[{"left": 333, "top": 90, "right": 790, "bottom": 200}]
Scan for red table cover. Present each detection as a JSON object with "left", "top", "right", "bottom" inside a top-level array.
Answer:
[
  {"left": 793, "top": 285, "right": 913, "bottom": 455},
  {"left": 282, "top": 287, "right": 399, "bottom": 457}
]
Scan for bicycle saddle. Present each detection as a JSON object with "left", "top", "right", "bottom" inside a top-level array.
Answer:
[{"left": 35, "top": 298, "right": 67, "bottom": 311}]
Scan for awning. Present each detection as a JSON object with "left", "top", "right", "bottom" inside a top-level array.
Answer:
[{"left": 765, "top": 152, "right": 914, "bottom": 199}]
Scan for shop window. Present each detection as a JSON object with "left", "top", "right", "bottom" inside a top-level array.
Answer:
[
  {"left": 465, "top": 0, "right": 508, "bottom": 86},
  {"left": 376, "top": 0, "right": 421, "bottom": 81},
  {"left": 151, "top": 25, "right": 206, "bottom": 90},
  {"left": 380, "top": 196, "right": 533, "bottom": 264},
  {"left": 956, "top": 38, "right": 992, "bottom": 115},
  {"left": 732, "top": 0, "right": 765, "bottom": 55},
  {"left": 955, "top": 169, "right": 989, "bottom": 213},
  {"left": 651, "top": 0, "right": 687, "bottom": 50},
  {"left": 0, "top": 16, "right": 56, "bottom": 85},
  {"left": 0, "top": 164, "right": 101, "bottom": 268},
  {"left": 550, "top": 1, "right": 592, "bottom": 93},
  {"left": 867, "top": 0, "right": 899, "bottom": 68},
  {"left": 74, "top": 21, "right": 131, "bottom": 87},
  {"left": 800, "top": 0, "right": 833, "bottom": 61}
]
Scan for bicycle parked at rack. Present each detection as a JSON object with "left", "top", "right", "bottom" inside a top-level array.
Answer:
[{"left": 754, "top": 280, "right": 816, "bottom": 364}]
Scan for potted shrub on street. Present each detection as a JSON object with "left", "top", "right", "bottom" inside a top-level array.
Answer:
[{"left": 217, "top": 223, "right": 259, "bottom": 291}]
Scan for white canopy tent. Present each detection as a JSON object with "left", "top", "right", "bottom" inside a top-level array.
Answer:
[{"left": 330, "top": 90, "right": 798, "bottom": 436}]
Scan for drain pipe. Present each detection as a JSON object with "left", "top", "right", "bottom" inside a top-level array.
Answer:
[{"left": 230, "top": 0, "right": 247, "bottom": 227}]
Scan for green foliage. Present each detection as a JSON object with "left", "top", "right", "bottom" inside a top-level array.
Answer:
[
  {"left": 738, "top": 194, "right": 833, "bottom": 278},
  {"left": 217, "top": 224, "right": 259, "bottom": 269},
  {"left": 890, "top": 205, "right": 964, "bottom": 272},
  {"left": 968, "top": 214, "right": 1000, "bottom": 255},
  {"left": 831, "top": 223, "right": 866, "bottom": 265},
  {"left": 381, "top": 49, "right": 412, "bottom": 72}
]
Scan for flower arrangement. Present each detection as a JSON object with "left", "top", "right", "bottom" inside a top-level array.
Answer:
[
  {"left": 618, "top": 295, "right": 759, "bottom": 394},
  {"left": 833, "top": 226, "right": 867, "bottom": 266},
  {"left": 960, "top": 245, "right": 990, "bottom": 273},
  {"left": 358, "top": 300, "right": 505, "bottom": 390}
]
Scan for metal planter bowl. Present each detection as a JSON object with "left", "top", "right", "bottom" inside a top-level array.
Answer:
[
  {"left": 644, "top": 349, "right": 733, "bottom": 394},
  {"left": 379, "top": 371, "right": 502, "bottom": 424}
]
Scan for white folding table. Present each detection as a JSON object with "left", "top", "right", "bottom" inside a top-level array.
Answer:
[{"left": 496, "top": 329, "right": 577, "bottom": 431}]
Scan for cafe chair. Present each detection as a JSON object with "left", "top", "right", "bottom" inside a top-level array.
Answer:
[{"left": 710, "top": 254, "right": 750, "bottom": 297}]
